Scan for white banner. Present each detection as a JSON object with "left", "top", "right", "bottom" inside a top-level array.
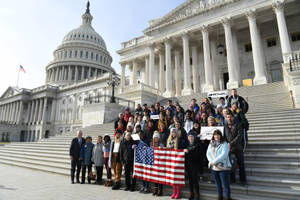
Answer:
[
  {"left": 150, "top": 115, "right": 159, "bottom": 120},
  {"left": 131, "top": 134, "right": 140, "bottom": 141},
  {"left": 207, "top": 90, "right": 228, "bottom": 98},
  {"left": 200, "top": 126, "right": 224, "bottom": 140}
]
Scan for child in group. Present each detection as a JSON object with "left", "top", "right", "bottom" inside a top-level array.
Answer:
[
  {"left": 103, "top": 134, "right": 113, "bottom": 187},
  {"left": 80, "top": 136, "right": 94, "bottom": 184}
]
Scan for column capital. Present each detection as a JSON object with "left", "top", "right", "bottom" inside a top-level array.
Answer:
[
  {"left": 245, "top": 9, "right": 257, "bottom": 21},
  {"left": 272, "top": 0, "right": 285, "bottom": 13},
  {"left": 200, "top": 24, "right": 209, "bottom": 33},
  {"left": 221, "top": 17, "right": 232, "bottom": 27},
  {"left": 180, "top": 31, "right": 189, "bottom": 39},
  {"left": 163, "top": 37, "right": 172, "bottom": 46}
]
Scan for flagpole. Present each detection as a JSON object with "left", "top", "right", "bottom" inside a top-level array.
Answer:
[{"left": 16, "top": 68, "right": 20, "bottom": 88}]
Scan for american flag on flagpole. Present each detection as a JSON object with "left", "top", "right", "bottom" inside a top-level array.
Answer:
[
  {"left": 19, "top": 65, "right": 26, "bottom": 73},
  {"left": 133, "top": 141, "right": 186, "bottom": 187}
]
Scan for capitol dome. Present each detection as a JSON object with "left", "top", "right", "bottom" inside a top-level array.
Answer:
[{"left": 45, "top": 1, "right": 115, "bottom": 86}]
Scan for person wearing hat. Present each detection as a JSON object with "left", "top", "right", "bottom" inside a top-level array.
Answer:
[
  {"left": 120, "top": 132, "right": 137, "bottom": 192},
  {"left": 80, "top": 136, "right": 94, "bottom": 184},
  {"left": 111, "top": 129, "right": 123, "bottom": 190},
  {"left": 151, "top": 131, "right": 164, "bottom": 196},
  {"left": 185, "top": 133, "right": 202, "bottom": 200},
  {"left": 103, "top": 134, "right": 112, "bottom": 187}
]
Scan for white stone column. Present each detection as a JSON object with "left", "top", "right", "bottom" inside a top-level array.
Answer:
[
  {"left": 55, "top": 68, "right": 59, "bottom": 82},
  {"left": 145, "top": 57, "right": 149, "bottom": 85},
  {"left": 272, "top": 1, "right": 292, "bottom": 62},
  {"left": 42, "top": 98, "right": 48, "bottom": 123},
  {"left": 222, "top": 17, "right": 239, "bottom": 89},
  {"left": 132, "top": 60, "right": 138, "bottom": 85},
  {"left": 182, "top": 33, "right": 193, "bottom": 95},
  {"left": 34, "top": 100, "right": 40, "bottom": 124},
  {"left": 30, "top": 100, "right": 35, "bottom": 124},
  {"left": 149, "top": 45, "right": 155, "bottom": 87},
  {"left": 68, "top": 66, "right": 72, "bottom": 81},
  {"left": 201, "top": 25, "right": 214, "bottom": 92},
  {"left": 80, "top": 66, "right": 83, "bottom": 80},
  {"left": 38, "top": 99, "right": 43, "bottom": 124},
  {"left": 27, "top": 102, "right": 32, "bottom": 124},
  {"left": 164, "top": 40, "right": 173, "bottom": 97},
  {"left": 75, "top": 66, "right": 79, "bottom": 81},
  {"left": 51, "top": 99, "right": 57, "bottom": 122},
  {"left": 72, "top": 95, "right": 77, "bottom": 122},
  {"left": 191, "top": 46, "right": 200, "bottom": 93},
  {"left": 159, "top": 53, "right": 165, "bottom": 94},
  {"left": 246, "top": 10, "right": 268, "bottom": 85},
  {"left": 121, "top": 64, "right": 126, "bottom": 90},
  {"left": 174, "top": 50, "right": 182, "bottom": 96},
  {"left": 10, "top": 103, "right": 15, "bottom": 123},
  {"left": 17, "top": 101, "right": 23, "bottom": 124},
  {"left": 232, "top": 30, "right": 241, "bottom": 84},
  {"left": 13, "top": 101, "right": 19, "bottom": 124},
  {"left": 88, "top": 67, "right": 92, "bottom": 78}
]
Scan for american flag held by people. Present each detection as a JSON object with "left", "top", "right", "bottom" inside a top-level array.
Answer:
[{"left": 133, "top": 141, "right": 185, "bottom": 187}]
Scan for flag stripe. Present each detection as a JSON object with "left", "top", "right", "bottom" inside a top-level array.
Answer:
[
  {"left": 134, "top": 164, "right": 185, "bottom": 175},
  {"left": 134, "top": 162, "right": 185, "bottom": 172},
  {"left": 134, "top": 175, "right": 185, "bottom": 186}
]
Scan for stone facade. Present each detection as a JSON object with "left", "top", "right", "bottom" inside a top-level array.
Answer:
[{"left": 117, "top": 0, "right": 300, "bottom": 100}]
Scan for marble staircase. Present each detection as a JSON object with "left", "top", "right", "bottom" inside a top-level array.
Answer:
[{"left": 0, "top": 82, "right": 300, "bottom": 199}]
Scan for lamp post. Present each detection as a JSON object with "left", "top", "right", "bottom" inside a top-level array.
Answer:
[{"left": 107, "top": 73, "right": 120, "bottom": 103}]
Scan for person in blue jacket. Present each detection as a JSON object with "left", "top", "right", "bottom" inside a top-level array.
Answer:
[
  {"left": 207, "top": 130, "right": 232, "bottom": 200},
  {"left": 80, "top": 136, "right": 94, "bottom": 184}
]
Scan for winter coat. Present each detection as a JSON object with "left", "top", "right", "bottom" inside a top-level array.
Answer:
[
  {"left": 185, "top": 141, "right": 202, "bottom": 169},
  {"left": 224, "top": 123, "right": 244, "bottom": 153},
  {"left": 92, "top": 143, "right": 104, "bottom": 167},
  {"left": 109, "top": 140, "right": 121, "bottom": 167},
  {"left": 119, "top": 138, "right": 136, "bottom": 165},
  {"left": 80, "top": 142, "right": 94, "bottom": 166},
  {"left": 227, "top": 95, "right": 249, "bottom": 114},
  {"left": 69, "top": 137, "right": 85, "bottom": 160},
  {"left": 207, "top": 141, "right": 232, "bottom": 170}
]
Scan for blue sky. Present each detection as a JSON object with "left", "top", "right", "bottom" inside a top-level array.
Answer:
[{"left": 0, "top": 0, "right": 185, "bottom": 95}]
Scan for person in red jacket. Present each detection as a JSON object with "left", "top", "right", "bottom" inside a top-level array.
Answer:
[{"left": 123, "top": 107, "right": 133, "bottom": 126}]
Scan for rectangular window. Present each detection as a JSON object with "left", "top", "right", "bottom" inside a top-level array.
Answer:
[
  {"left": 245, "top": 43, "right": 252, "bottom": 52},
  {"left": 267, "top": 37, "right": 277, "bottom": 47},
  {"left": 291, "top": 32, "right": 300, "bottom": 42},
  {"left": 91, "top": 52, "right": 94, "bottom": 60},
  {"left": 75, "top": 51, "right": 78, "bottom": 58},
  {"left": 69, "top": 51, "right": 72, "bottom": 58},
  {"left": 85, "top": 52, "right": 89, "bottom": 59},
  {"left": 96, "top": 54, "right": 98, "bottom": 61},
  {"left": 80, "top": 51, "right": 83, "bottom": 58}
]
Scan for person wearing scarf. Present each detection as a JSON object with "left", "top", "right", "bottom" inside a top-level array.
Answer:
[{"left": 207, "top": 130, "right": 232, "bottom": 200}]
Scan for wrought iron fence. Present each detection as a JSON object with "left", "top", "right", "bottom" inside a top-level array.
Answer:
[
  {"left": 84, "top": 95, "right": 135, "bottom": 109},
  {"left": 289, "top": 52, "right": 300, "bottom": 72}
]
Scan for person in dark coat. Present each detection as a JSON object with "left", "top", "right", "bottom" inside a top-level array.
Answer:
[
  {"left": 120, "top": 132, "right": 137, "bottom": 192},
  {"left": 224, "top": 113, "right": 247, "bottom": 185},
  {"left": 185, "top": 133, "right": 202, "bottom": 200},
  {"left": 175, "top": 122, "right": 188, "bottom": 149},
  {"left": 226, "top": 89, "right": 249, "bottom": 114},
  {"left": 69, "top": 130, "right": 85, "bottom": 184}
]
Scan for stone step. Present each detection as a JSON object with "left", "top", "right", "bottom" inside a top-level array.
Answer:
[
  {"left": 0, "top": 147, "right": 68, "bottom": 155},
  {"left": 246, "top": 148, "right": 300, "bottom": 153},
  {"left": 247, "top": 141, "right": 300, "bottom": 148},
  {"left": 248, "top": 118, "right": 300, "bottom": 124},
  {"left": 249, "top": 122, "right": 300, "bottom": 129},
  {"left": 0, "top": 149, "right": 69, "bottom": 159},
  {"left": 246, "top": 109, "right": 300, "bottom": 116},
  {"left": 245, "top": 153, "right": 300, "bottom": 162},
  {"left": 248, "top": 132, "right": 300, "bottom": 137},
  {"left": 247, "top": 128, "right": 300, "bottom": 133},
  {"left": 247, "top": 114, "right": 300, "bottom": 121},
  {"left": 245, "top": 160, "right": 299, "bottom": 170},
  {"left": 199, "top": 182, "right": 300, "bottom": 200},
  {"left": 248, "top": 136, "right": 300, "bottom": 142},
  {"left": 3, "top": 145, "right": 68, "bottom": 151},
  {"left": 0, "top": 152, "right": 70, "bottom": 165},
  {"left": 246, "top": 168, "right": 300, "bottom": 178}
]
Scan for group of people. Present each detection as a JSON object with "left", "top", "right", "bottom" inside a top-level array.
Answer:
[{"left": 69, "top": 89, "right": 249, "bottom": 200}]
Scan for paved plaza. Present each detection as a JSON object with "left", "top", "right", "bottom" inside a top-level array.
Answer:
[{"left": 0, "top": 164, "right": 171, "bottom": 200}]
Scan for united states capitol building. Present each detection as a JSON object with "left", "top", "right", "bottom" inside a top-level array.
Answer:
[{"left": 1, "top": 0, "right": 300, "bottom": 142}]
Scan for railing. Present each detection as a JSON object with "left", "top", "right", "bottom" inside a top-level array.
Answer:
[
  {"left": 84, "top": 95, "right": 135, "bottom": 109},
  {"left": 122, "top": 82, "right": 160, "bottom": 96},
  {"left": 289, "top": 52, "right": 300, "bottom": 72}
]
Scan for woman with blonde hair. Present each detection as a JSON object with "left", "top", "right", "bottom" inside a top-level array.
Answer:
[{"left": 166, "top": 128, "right": 181, "bottom": 199}]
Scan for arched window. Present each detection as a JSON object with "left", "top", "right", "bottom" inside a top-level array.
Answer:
[
  {"left": 87, "top": 35, "right": 89, "bottom": 39},
  {"left": 82, "top": 34, "right": 85, "bottom": 38}
]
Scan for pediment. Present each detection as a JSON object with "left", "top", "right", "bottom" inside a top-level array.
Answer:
[
  {"left": 0, "top": 87, "right": 21, "bottom": 99},
  {"left": 144, "top": 0, "right": 238, "bottom": 33}
]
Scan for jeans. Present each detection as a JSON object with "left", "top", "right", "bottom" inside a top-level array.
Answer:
[
  {"left": 231, "top": 151, "right": 247, "bottom": 183},
  {"left": 104, "top": 157, "right": 112, "bottom": 180},
  {"left": 212, "top": 170, "right": 231, "bottom": 199}
]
